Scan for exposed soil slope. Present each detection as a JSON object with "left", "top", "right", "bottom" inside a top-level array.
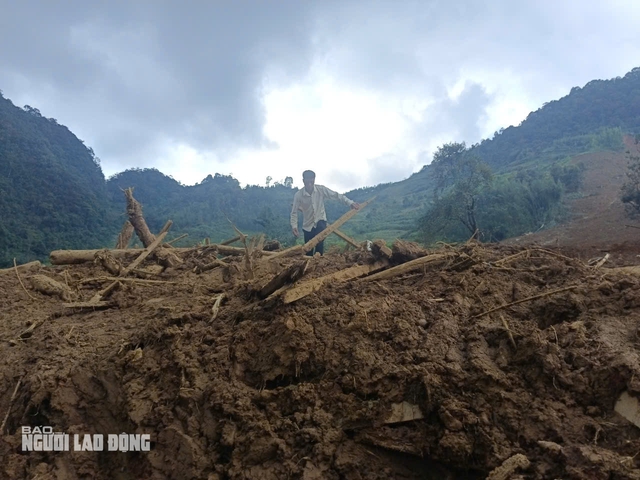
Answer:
[
  {"left": 508, "top": 136, "right": 640, "bottom": 264},
  {"left": 1, "top": 241, "right": 640, "bottom": 479}
]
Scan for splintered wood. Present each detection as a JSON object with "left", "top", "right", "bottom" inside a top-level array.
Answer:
[
  {"left": 115, "top": 220, "right": 135, "bottom": 249},
  {"left": 258, "top": 258, "right": 311, "bottom": 299},
  {"left": 124, "top": 187, "right": 156, "bottom": 247},
  {"left": 274, "top": 260, "right": 389, "bottom": 304}
]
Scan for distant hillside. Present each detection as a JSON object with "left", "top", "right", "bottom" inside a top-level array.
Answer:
[
  {"left": 0, "top": 94, "right": 116, "bottom": 267},
  {"left": 107, "top": 170, "right": 299, "bottom": 246},
  {"left": 343, "top": 68, "right": 640, "bottom": 239},
  {"left": 2, "top": 67, "right": 640, "bottom": 264},
  {"left": 474, "top": 67, "right": 640, "bottom": 170}
]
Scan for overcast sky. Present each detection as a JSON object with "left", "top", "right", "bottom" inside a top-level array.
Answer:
[{"left": 1, "top": 1, "right": 639, "bottom": 192}]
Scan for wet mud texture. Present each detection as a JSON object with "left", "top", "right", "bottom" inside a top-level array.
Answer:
[{"left": 1, "top": 242, "right": 640, "bottom": 479}]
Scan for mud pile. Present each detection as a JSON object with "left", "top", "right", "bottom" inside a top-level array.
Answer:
[{"left": 1, "top": 241, "right": 640, "bottom": 479}]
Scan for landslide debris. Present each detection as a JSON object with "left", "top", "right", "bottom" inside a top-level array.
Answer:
[{"left": 1, "top": 241, "right": 640, "bottom": 479}]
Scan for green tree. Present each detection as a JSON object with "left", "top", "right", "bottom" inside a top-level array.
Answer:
[
  {"left": 421, "top": 142, "right": 493, "bottom": 239},
  {"left": 621, "top": 138, "right": 640, "bottom": 215}
]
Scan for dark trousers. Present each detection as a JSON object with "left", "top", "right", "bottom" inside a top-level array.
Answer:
[{"left": 303, "top": 220, "right": 327, "bottom": 256}]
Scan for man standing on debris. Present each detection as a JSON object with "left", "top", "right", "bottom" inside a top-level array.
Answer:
[{"left": 291, "top": 170, "right": 360, "bottom": 256}]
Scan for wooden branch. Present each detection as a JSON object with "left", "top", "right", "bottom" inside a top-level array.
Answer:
[
  {"left": 218, "top": 244, "right": 274, "bottom": 256},
  {"left": 124, "top": 187, "right": 156, "bottom": 247},
  {"left": 276, "top": 260, "right": 388, "bottom": 304},
  {"left": 62, "top": 301, "right": 113, "bottom": 309},
  {"left": 13, "top": 258, "right": 36, "bottom": 300},
  {"left": 500, "top": 314, "right": 517, "bottom": 349},
  {"left": 270, "top": 197, "right": 375, "bottom": 260},
  {"left": 165, "top": 233, "right": 188, "bottom": 246},
  {"left": 593, "top": 253, "right": 610, "bottom": 269},
  {"left": 0, "top": 377, "right": 22, "bottom": 434},
  {"left": 88, "top": 280, "right": 121, "bottom": 303},
  {"left": 220, "top": 235, "right": 242, "bottom": 246},
  {"left": 50, "top": 242, "right": 278, "bottom": 265},
  {"left": 210, "top": 294, "right": 225, "bottom": 323},
  {"left": 258, "top": 258, "right": 311, "bottom": 298},
  {"left": 194, "top": 259, "right": 228, "bottom": 274},
  {"left": 472, "top": 285, "right": 580, "bottom": 319},
  {"left": 79, "top": 276, "right": 177, "bottom": 285},
  {"left": 333, "top": 229, "right": 360, "bottom": 248},
  {"left": 119, "top": 230, "right": 169, "bottom": 277},
  {"left": 361, "top": 253, "right": 451, "bottom": 282},
  {"left": 115, "top": 220, "right": 134, "bottom": 249}
]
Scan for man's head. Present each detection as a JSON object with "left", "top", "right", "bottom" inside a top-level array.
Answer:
[{"left": 302, "top": 170, "right": 315, "bottom": 193}]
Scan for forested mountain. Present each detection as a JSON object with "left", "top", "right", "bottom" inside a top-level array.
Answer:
[
  {"left": 1, "top": 67, "right": 640, "bottom": 266},
  {"left": 0, "top": 94, "right": 116, "bottom": 266}
]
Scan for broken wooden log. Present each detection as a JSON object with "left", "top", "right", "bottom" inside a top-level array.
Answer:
[
  {"left": 88, "top": 280, "right": 121, "bottom": 303},
  {"left": 194, "top": 258, "right": 228, "bottom": 274},
  {"left": 370, "top": 240, "right": 392, "bottom": 260},
  {"left": 0, "top": 260, "right": 41, "bottom": 274},
  {"left": 119, "top": 227, "right": 170, "bottom": 277},
  {"left": 155, "top": 248, "right": 183, "bottom": 269},
  {"left": 332, "top": 229, "right": 360, "bottom": 248},
  {"left": 164, "top": 233, "right": 188, "bottom": 247},
  {"left": 258, "top": 258, "right": 311, "bottom": 299},
  {"left": 94, "top": 249, "right": 122, "bottom": 275},
  {"left": 361, "top": 253, "right": 451, "bottom": 282},
  {"left": 62, "top": 301, "right": 113, "bottom": 309},
  {"left": 124, "top": 187, "right": 157, "bottom": 247},
  {"left": 50, "top": 244, "right": 277, "bottom": 265},
  {"left": 115, "top": 220, "right": 134, "bottom": 249},
  {"left": 486, "top": 454, "right": 530, "bottom": 480},
  {"left": 29, "top": 275, "right": 76, "bottom": 301},
  {"left": 384, "top": 402, "right": 424, "bottom": 424},
  {"left": 274, "top": 260, "right": 388, "bottom": 304},
  {"left": 220, "top": 235, "right": 242, "bottom": 246}
]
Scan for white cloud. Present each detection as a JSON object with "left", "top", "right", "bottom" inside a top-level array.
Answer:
[{"left": 1, "top": 0, "right": 640, "bottom": 192}]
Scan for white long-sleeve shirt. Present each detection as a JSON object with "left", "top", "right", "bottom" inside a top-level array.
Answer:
[{"left": 290, "top": 185, "right": 354, "bottom": 232}]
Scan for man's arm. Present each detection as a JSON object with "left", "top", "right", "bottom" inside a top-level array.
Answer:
[
  {"left": 290, "top": 193, "right": 300, "bottom": 237},
  {"left": 318, "top": 185, "right": 360, "bottom": 210}
]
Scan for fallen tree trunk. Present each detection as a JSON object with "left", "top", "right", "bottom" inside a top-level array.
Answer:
[
  {"left": 29, "top": 275, "right": 76, "bottom": 301},
  {"left": 50, "top": 244, "right": 276, "bottom": 265},
  {"left": 361, "top": 253, "right": 451, "bottom": 282},
  {"left": 274, "top": 260, "right": 388, "bottom": 304},
  {"left": 0, "top": 261, "right": 41, "bottom": 274},
  {"left": 124, "top": 187, "right": 156, "bottom": 247}
]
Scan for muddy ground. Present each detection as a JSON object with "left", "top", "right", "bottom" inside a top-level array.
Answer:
[{"left": 1, "top": 241, "right": 640, "bottom": 479}]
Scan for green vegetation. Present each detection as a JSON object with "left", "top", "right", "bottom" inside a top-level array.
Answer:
[
  {"left": 416, "top": 144, "right": 579, "bottom": 244},
  {"left": 1, "top": 67, "right": 638, "bottom": 265},
  {"left": 0, "top": 94, "right": 116, "bottom": 267},
  {"left": 621, "top": 138, "right": 640, "bottom": 216}
]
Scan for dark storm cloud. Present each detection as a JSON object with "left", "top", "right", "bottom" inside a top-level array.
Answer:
[
  {"left": 0, "top": 0, "right": 318, "bottom": 169},
  {"left": 1, "top": 0, "right": 639, "bottom": 186}
]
